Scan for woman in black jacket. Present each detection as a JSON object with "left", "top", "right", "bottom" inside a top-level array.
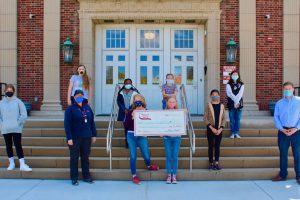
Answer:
[
  {"left": 64, "top": 89, "right": 97, "bottom": 186},
  {"left": 117, "top": 78, "right": 139, "bottom": 148}
]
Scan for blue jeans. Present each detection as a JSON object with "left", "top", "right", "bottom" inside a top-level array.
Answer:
[
  {"left": 163, "top": 136, "right": 181, "bottom": 175},
  {"left": 278, "top": 130, "right": 300, "bottom": 179},
  {"left": 229, "top": 108, "right": 242, "bottom": 135},
  {"left": 162, "top": 99, "right": 167, "bottom": 109},
  {"left": 127, "top": 132, "right": 151, "bottom": 175}
]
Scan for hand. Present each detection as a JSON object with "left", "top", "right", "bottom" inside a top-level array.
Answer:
[
  {"left": 92, "top": 137, "right": 96, "bottom": 144},
  {"left": 67, "top": 139, "right": 73, "bottom": 146},
  {"left": 211, "top": 127, "right": 218, "bottom": 135},
  {"left": 281, "top": 128, "right": 291, "bottom": 136},
  {"left": 217, "top": 128, "right": 223, "bottom": 135},
  {"left": 67, "top": 99, "right": 72, "bottom": 105},
  {"left": 234, "top": 103, "right": 240, "bottom": 109},
  {"left": 289, "top": 128, "right": 298, "bottom": 136}
]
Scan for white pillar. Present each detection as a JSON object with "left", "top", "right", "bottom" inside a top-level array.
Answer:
[
  {"left": 239, "top": 0, "right": 259, "bottom": 111},
  {"left": 40, "top": 0, "right": 63, "bottom": 113},
  {"left": 0, "top": 0, "right": 17, "bottom": 89},
  {"left": 206, "top": 15, "right": 221, "bottom": 104},
  {"left": 283, "top": 0, "right": 300, "bottom": 84}
]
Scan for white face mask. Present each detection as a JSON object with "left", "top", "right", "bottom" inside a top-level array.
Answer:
[
  {"left": 124, "top": 84, "right": 132, "bottom": 90},
  {"left": 166, "top": 79, "right": 174, "bottom": 85}
]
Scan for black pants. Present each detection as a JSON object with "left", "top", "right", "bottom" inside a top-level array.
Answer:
[
  {"left": 206, "top": 129, "right": 222, "bottom": 163},
  {"left": 69, "top": 137, "right": 92, "bottom": 180},
  {"left": 3, "top": 133, "right": 24, "bottom": 159},
  {"left": 123, "top": 122, "right": 128, "bottom": 147}
]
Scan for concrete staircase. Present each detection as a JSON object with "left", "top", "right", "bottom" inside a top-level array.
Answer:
[{"left": 0, "top": 117, "right": 295, "bottom": 180}]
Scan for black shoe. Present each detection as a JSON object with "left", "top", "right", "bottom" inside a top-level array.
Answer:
[
  {"left": 83, "top": 178, "right": 94, "bottom": 184},
  {"left": 72, "top": 180, "right": 79, "bottom": 186}
]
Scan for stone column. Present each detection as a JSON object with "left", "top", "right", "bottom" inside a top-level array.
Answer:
[
  {"left": 0, "top": 0, "right": 17, "bottom": 89},
  {"left": 206, "top": 14, "right": 221, "bottom": 104},
  {"left": 79, "top": 15, "right": 94, "bottom": 107},
  {"left": 239, "top": 0, "right": 259, "bottom": 111},
  {"left": 283, "top": 0, "right": 299, "bottom": 84},
  {"left": 40, "top": 0, "right": 63, "bottom": 114}
]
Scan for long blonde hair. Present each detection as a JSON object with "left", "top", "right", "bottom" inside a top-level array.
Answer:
[
  {"left": 75, "top": 64, "right": 90, "bottom": 90},
  {"left": 166, "top": 97, "right": 178, "bottom": 109},
  {"left": 131, "top": 94, "right": 147, "bottom": 109}
]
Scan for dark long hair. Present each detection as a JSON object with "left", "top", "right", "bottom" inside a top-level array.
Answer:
[{"left": 228, "top": 71, "right": 242, "bottom": 84}]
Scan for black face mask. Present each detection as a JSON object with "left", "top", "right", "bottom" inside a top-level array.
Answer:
[{"left": 5, "top": 92, "right": 14, "bottom": 97}]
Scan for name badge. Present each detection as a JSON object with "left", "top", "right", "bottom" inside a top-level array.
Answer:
[{"left": 84, "top": 118, "right": 87, "bottom": 123}]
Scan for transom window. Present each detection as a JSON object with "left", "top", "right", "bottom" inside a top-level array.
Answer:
[
  {"left": 174, "top": 30, "right": 194, "bottom": 48},
  {"left": 106, "top": 30, "right": 126, "bottom": 48},
  {"left": 140, "top": 30, "right": 160, "bottom": 48}
]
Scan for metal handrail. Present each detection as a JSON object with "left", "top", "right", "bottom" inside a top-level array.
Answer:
[
  {"left": 106, "top": 84, "right": 121, "bottom": 171},
  {"left": 180, "top": 84, "right": 196, "bottom": 171}
]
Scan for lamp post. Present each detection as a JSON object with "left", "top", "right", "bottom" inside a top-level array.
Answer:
[
  {"left": 63, "top": 38, "right": 74, "bottom": 64},
  {"left": 226, "top": 38, "right": 238, "bottom": 64}
]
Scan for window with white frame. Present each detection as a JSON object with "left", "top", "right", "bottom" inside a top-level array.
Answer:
[
  {"left": 105, "top": 30, "right": 126, "bottom": 49},
  {"left": 174, "top": 30, "right": 194, "bottom": 49},
  {"left": 139, "top": 30, "right": 161, "bottom": 49}
]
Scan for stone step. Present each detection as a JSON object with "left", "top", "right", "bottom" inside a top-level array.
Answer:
[
  {"left": 0, "top": 137, "right": 278, "bottom": 147},
  {"left": 0, "top": 146, "right": 291, "bottom": 157},
  {"left": 0, "top": 156, "right": 294, "bottom": 169},
  {"left": 0, "top": 168, "right": 295, "bottom": 180},
  {"left": 22, "top": 128, "right": 278, "bottom": 137},
  {"left": 24, "top": 117, "right": 276, "bottom": 129}
]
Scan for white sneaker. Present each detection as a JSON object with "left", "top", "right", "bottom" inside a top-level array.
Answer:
[
  {"left": 20, "top": 164, "right": 32, "bottom": 172},
  {"left": 235, "top": 134, "right": 241, "bottom": 139},
  {"left": 230, "top": 134, "right": 235, "bottom": 139},
  {"left": 7, "top": 162, "right": 15, "bottom": 171}
]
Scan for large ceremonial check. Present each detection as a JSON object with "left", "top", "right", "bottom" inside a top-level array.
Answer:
[{"left": 134, "top": 109, "right": 186, "bottom": 136}]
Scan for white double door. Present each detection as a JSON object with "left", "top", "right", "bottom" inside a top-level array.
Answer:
[{"left": 95, "top": 25, "right": 204, "bottom": 115}]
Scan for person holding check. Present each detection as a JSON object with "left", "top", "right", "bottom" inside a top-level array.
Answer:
[
  {"left": 272, "top": 81, "right": 300, "bottom": 185},
  {"left": 124, "top": 94, "right": 159, "bottom": 185},
  {"left": 64, "top": 89, "right": 97, "bottom": 186}
]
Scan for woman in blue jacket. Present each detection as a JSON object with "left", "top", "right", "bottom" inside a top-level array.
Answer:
[
  {"left": 64, "top": 89, "right": 97, "bottom": 186},
  {"left": 117, "top": 78, "right": 139, "bottom": 148}
]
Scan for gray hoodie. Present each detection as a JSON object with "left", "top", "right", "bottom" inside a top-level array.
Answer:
[{"left": 0, "top": 96, "right": 27, "bottom": 134}]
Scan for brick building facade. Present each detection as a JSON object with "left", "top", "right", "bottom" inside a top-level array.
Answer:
[{"left": 0, "top": 0, "right": 299, "bottom": 115}]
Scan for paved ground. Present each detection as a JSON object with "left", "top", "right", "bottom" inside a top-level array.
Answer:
[{"left": 0, "top": 179, "right": 299, "bottom": 200}]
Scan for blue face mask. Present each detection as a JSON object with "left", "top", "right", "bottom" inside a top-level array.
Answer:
[
  {"left": 134, "top": 101, "right": 143, "bottom": 107},
  {"left": 283, "top": 90, "right": 293, "bottom": 97},
  {"left": 232, "top": 75, "right": 239, "bottom": 81},
  {"left": 75, "top": 96, "right": 84, "bottom": 103}
]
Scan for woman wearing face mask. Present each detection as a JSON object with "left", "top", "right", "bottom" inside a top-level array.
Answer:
[
  {"left": 226, "top": 71, "right": 244, "bottom": 139},
  {"left": 64, "top": 89, "right": 97, "bottom": 186},
  {"left": 124, "top": 94, "right": 159, "bottom": 185},
  {"left": 163, "top": 97, "right": 181, "bottom": 184},
  {"left": 0, "top": 84, "right": 32, "bottom": 172},
  {"left": 204, "top": 89, "right": 226, "bottom": 171},
  {"left": 117, "top": 78, "right": 139, "bottom": 148},
  {"left": 162, "top": 73, "right": 178, "bottom": 109},
  {"left": 67, "top": 65, "right": 92, "bottom": 105}
]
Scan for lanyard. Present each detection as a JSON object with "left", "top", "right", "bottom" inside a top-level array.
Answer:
[{"left": 78, "top": 106, "right": 88, "bottom": 123}]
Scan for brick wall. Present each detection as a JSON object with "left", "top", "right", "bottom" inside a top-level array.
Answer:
[
  {"left": 17, "top": 0, "right": 44, "bottom": 110},
  {"left": 220, "top": 0, "right": 240, "bottom": 104},
  {"left": 256, "top": 0, "right": 283, "bottom": 110},
  {"left": 60, "top": 0, "right": 80, "bottom": 109}
]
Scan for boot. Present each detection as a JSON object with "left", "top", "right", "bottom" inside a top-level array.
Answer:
[
  {"left": 7, "top": 157, "right": 15, "bottom": 171},
  {"left": 19, "top": 158, "right": 32, "bottom": 172}
]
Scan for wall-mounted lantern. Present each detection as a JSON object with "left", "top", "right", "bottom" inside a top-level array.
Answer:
[
  {"left": 63, "top": 38, "right": 74, "bottom": 64},
  {"left": 226, "top": 38, "right": 238, "bottom": 64}
]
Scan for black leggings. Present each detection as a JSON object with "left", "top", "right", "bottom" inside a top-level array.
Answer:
[
  {"left": 207, "top": 129, "right": 222, "bottom": 163},
  {"left": 3, "top": 133, "right": 24, "bottom": 159}
]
